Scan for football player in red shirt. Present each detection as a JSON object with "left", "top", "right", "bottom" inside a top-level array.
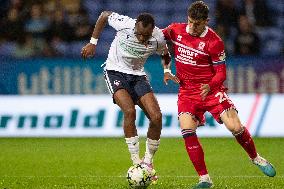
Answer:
[{"left": 162, "top": 1, "right": 276, "bottom": 188}]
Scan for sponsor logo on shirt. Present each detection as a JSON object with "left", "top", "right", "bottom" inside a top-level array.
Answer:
[
  {"left": 177, "top": 35, "right": 182, "bottom": 41},
  {"left": 198, "top": 42, "right": 205, "bottom": 51},
  {"left": 114, "top": 80, "right": 121, "bottom": 86},
  {"left": 177, "top": 47, "right": 198, "bottom": 65},
  {"left": 218, "top": 50, "right": 226, "bottom": 61},
  {"left": 178, "top": 47, "right": 198, "bottom": 57},
  {"left": 119, "top": 41, "right": 145, "bottom": 59}
]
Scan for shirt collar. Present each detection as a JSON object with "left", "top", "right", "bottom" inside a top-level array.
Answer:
[{"left": 186, "top": 25, "right": 209, "bottom": 37}]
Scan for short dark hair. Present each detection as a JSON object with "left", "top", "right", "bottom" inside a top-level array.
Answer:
[
  {"left": 188, "top": 1, "right": 209, "bottom": 20},
  {"left": 136, "top": 13, "right": 155, "bottom": 28}
]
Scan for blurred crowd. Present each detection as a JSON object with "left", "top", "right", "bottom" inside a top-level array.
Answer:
[
  {"left": 0, "top": 0, "right": 283, "bottom": 58},
  {"left": 0, "top": 0, "right": 92, "bottom": 58}
]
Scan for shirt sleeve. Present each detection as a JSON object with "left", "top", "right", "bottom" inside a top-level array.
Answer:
[
  {"left": 108, "top": 12, "right": 134, "bottom": 31},
  {"left": 154, "top": 27, "right": 167, "bottom": 55},
  {"left": 208, "top": 38, "right": 226, "bottom": 65},
  {"left": 208, "top": 64, "right": 226, "bottom": 89},
  {"left": 162, "top": 24, "right": 174, "bottom": 40},
  {"left": 208, "top": 37, "right": 226, "bottom": 89}
]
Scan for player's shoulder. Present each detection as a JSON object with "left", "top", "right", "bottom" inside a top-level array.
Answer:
[
  {"left": 153, "top": 27, "right": 163, "bottom": 37},
  {"left": 153, "top": 26, "right": 166, "bottom": 43},
  {"left": 108, "top": 12, "right": 135, "bottom": 26},
  {"left": 206, "top": 27, "right": 225, "bottom": 52},
  {"left": 207, "top": 27, "right": 223, "bottom": 43},
  {"left": 109, "top": 12, "right": 133, "bottom": 21},
  {"left": 163, "top": 23, "right": 187, "bottom": 36},
  {"left": 167, "top": 22, "right": 187, "bottom": 30}
]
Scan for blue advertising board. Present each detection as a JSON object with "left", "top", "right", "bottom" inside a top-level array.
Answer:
[{"left": 0, "top": 56, "right": 283, "bottom": 94}]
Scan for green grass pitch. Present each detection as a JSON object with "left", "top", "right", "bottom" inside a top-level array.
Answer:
[{"left": 0, "top": 137, "right": 283, "bottom": 189}]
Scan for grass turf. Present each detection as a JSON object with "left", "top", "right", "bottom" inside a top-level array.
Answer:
[{"left": 0, "top": 137, "right": 283, "bottom": 189}]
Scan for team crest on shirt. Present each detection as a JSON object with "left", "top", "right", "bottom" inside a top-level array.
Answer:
[
  {"left": 198, "top": 42, "right": 205, "bottom": 51},
  {"left": 114, "top": 80, "right": 121, "bottom": 86},
  {"left": 218, "top": 50, "right": 226, "bottom": 61},
  {"left": 177, "top": 35, "right": 182, "bottom": 41}
]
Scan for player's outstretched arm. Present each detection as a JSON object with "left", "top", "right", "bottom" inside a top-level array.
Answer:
[
  {"left": 81, "top": 11, "right": 113, "bottom": 59},
  {"left": 200, "top": 64, "right": 226, "bottom": 100},
  {"left": 208, "top": 64, "right": 226, "bottom": 89}
]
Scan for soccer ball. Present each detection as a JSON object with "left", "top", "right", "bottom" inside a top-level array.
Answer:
[{"left": 126, "top": 164, "right": 155, "bottom": 188}]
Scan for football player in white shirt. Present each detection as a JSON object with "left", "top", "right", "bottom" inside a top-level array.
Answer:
[{"left": 81, "top": 11, "right": 178, "bottom": 173}]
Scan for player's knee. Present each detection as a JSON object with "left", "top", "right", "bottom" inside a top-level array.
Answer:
[
  {"left": 123, "top": 108, "right": 136, "bottom": 119},
  {"left": 148, "top": 112, "right": 162, "bottom": 132},
  {"left": 231, "top": 125, "right": 244, "bottom": 135},
  {"left": 149, "top": 112, "right": 162, "bottom": 124}
]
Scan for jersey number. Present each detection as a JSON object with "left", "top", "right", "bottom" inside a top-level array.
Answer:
[{"left": 215, "top": 92, "right": 230, "bottom": 103}]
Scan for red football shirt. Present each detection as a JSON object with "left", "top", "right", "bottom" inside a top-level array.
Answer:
[{"left": 162, "top": 23, "right": 227, "bottom": 97}]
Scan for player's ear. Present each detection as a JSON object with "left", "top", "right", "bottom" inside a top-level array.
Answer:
[{"left": 205, "top": 18, "right": 209, "bottom": 24}]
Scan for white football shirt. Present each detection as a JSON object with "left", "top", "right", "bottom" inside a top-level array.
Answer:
[{"left": 104, "top": 12, "right": 166, "bottom": 75}]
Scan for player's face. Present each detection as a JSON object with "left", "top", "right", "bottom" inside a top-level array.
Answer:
[
  {"left": 134, "top": 22, "right": 153, "bottom": 45},
  {"left": 187, "top": 17, "right": 208, "bottom": 36}
]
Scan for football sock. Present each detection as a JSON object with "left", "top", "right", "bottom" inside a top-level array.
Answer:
[
  {"left": 144, "top": 138, "right": 160, "bottom": 164},
  {"left": 182, "top": 129, "right": 208, "bottom": 176},
  {"left": 234, "top": 127, "right": 257, "bottom": 159},
  {"left": 125, "top": 136, "right": 141, "bottom": 164},
  {"left": 199, "top": 174, "right": 212, "bottom": 183}
]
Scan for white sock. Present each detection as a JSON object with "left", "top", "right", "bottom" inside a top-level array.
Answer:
[
  {"left": 143, "top": 138, "right": 160, "bottom": 164},
  {"left": 125, "top": 136, "right": 140, "bottom": 164},
  {"left": 252, "top": 153, "right": 268, "bottom": 166},
  {"left": 199, "top": 174, "right": 212, "bottom": 183}
]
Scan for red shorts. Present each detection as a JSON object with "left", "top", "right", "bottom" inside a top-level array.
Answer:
[{"left": 178, "top": 90, "right": 236, "bottom": 125}]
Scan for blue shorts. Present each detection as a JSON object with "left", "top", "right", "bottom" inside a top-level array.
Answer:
[{"left": 103, "top": 70, "right": 153, "bottom": 104}]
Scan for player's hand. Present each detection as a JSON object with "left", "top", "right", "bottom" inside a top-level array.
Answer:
[
  {"left": 200, "top": 84, "right": 210, "bottom": 100},
  {"left": 164, "top": 72, "right": 180, "bottom": 85},
  {"left": 81, "top": 43, "right": 96, "bottom": 59}
]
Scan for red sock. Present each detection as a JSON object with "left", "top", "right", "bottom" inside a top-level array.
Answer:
[
  {"left": 182, "top": 129, "right": 208, "bottom": 176},
  {"left": 235, "top": 127, "right": 257, "bottom": 159}
]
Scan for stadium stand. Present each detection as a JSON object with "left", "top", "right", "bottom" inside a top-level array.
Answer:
[{"left": 0, "top": 0, "right": 283, "bottom": 58}]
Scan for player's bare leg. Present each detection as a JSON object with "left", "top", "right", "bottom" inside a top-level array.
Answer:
[
  {"left": 138, "top": 92, "right": 162, "bottom": 165},
  {"left": 221, "top": 109, "right": 276, "bottom": 177},
  {"left": 138, "top": 92, "right": 162, "bottom": 140},
  {"left": 179, "top": 113, "right": 213, "bottom": 188},
  {"left": 114, "top": 89, "right": 140, "bottom": 165}
]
